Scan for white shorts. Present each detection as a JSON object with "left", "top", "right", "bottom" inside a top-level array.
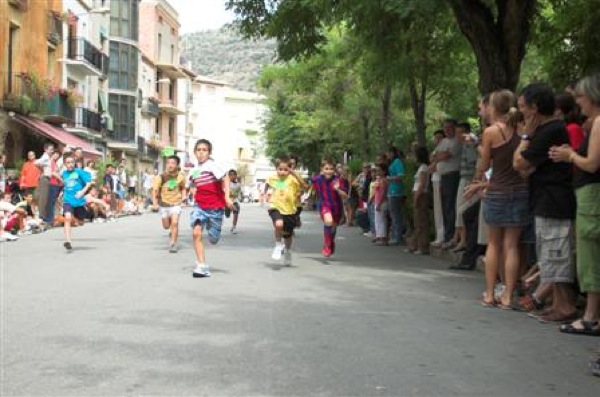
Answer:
[{"left": 160, "top": 205, "right": 182, "bottom": 219}]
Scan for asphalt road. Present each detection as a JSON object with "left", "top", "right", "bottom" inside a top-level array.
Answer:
[{"left": 1, "top": 204, "right": 598, "bottom": 396}]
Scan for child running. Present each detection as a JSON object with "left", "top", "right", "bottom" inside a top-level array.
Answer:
[
  {"left": 152, "top": 155, "right": 186, "bottom": 253},
  {"left": 267, "top": 157, "right": 308, "bottom": 265},
  {"left": 60, "top": 156, "right": 92, "bottom": 250},
  {"left": 311, "top": 158, "right": 348, "bottom": 257},
  {"left": 225, "top": 169, "right": 242, "bottom": 234},
  {"left": 187, "top": 139, "right": 233, "bottom": 278}
]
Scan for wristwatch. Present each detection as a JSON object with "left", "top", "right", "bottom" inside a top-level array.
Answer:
[{"left": 520, "top": 134, "right": 531, "bottom": 141}]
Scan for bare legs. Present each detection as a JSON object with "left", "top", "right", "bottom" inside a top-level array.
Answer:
[{"left": 484, "top": 226, "right": 523, "bottom": 306}]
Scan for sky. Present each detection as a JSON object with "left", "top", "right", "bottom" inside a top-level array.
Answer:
[{"left": 167, "top": 0, "right": 235, "bottom": 33}]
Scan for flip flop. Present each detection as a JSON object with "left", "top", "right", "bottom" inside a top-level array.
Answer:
[
  {"left": 481, "top": 298, "right": 496, "bottom": 308},
  {"left": 559, "top": 319, "right": 600, "bottom": 336}
]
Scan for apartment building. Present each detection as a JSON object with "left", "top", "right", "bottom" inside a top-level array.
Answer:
[
  {"left": 137, "top": 52, "right": 161, "bottom": 170},
  {"left": 107, "top": 0, "right": 141, "bottom": 165},
  {"left": 0, "top": 0, "right": 102, "bottom": 168},
  {"left": 139, "top": 0, "right": 185, "bottom": 159}
]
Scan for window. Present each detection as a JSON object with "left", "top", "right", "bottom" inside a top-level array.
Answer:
[
  {"left": 8, "top": 25, "right": 18, "bottom": 92},
  {"left": 170, "top": 44, "right": 174, "bottom": 64},
  {"left": 159, "top": 16, "right": 163, "bottom": 23},
  {"left": 158, "top": 33, "right": 162, "bottom": 60},
  {"left": 109, "top": 94, "right": 136, "bottom": 142},
  {"left": 110, "top": 0, "right": 138, "bottom": 40},
  {"left": 108, "top": 42, "right": 138, "bottom": 91}
]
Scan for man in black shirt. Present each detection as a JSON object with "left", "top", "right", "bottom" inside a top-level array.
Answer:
[{"left": 514, "top": 83, "right": 577, "bottom": 322}]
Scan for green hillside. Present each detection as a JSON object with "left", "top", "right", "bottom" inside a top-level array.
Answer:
[{"left": 180, "top": 27, "right": 277, "bottom": 92}]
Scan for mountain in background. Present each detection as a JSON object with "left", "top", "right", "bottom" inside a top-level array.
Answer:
[{"left": 180, "top": 27, "right": 277, "bottom": 92}]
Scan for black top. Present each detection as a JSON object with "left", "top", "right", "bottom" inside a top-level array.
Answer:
[
  {"left": 521, "top": 119, "right": 576, "bottom": 219},
  {"left": 573, "top": 130, "right": 600, "bottom": 188}
]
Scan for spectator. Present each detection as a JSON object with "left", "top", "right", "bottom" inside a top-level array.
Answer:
[
  {"left": 555, "top": 93, "right": 585, "bottom": 150},
  {"left": 34, "top": 143, "right": 55, "bottom": 222},
  {"left": 514, "top": 83, "right": 577, "bottom": 322},
  {"left": 550, "top": 73, "right": 600, "bottom": 335},
  {"left": 452, "top": 122, "right": 479, "bottom": 252},
  {"left": 386, "top": 146, "right": 406, "bottom": 245},
  {"left": 0, "top": 153, "right": 6, "bottom": 193},
  {"left": 373, "top": 166, "right": 389, "bottom": 246},
  {"left": 84, "top": 161, "right": 98, "bottom": 182},
  {"left": 406, "top": 146, "right": 430, "bottom": 255},
  {"left": 429, "top": 130, "right": 445, "bottom": 247},
  {"left": 433, "top": 119, "right": 462, "bottom": 247},
  {"left": 19, "top": 151, "right": 41, "bottom": 200},
  {"left": 44, "top": 150, "right": 63, "bottom": 226},
  {"left": 479, "top": 89, "right": 528, "bottom": 308},
  {"left": 128, "top": 172, "right": 138, "bottom": 196}
]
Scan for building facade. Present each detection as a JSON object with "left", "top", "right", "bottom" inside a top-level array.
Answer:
[
  {"left": 1, "top": 0, "right": 103, "bottom": 170},
  {"left": 139, "top": 0, "right": 185, "bottom": 163},
  {"left": 107, "top": 0, "right": 140, "bottom": 164}
]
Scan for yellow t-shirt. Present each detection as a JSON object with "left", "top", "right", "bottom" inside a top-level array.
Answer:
[
  {"left": 153, "top": 172, "right": 186, "bottom": 206},
  {"left": 268, "top": 174, "right": 300, "bottom": 215}
]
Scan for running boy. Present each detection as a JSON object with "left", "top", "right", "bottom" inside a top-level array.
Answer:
[
  {"left": 225, "top": 169, "right": 242, "bottom": 234},
  {"left": 267, "top": 157, "right": 308, "bottom": 265},
  {"left": 60, "top": 156, "right": 92, "bottom": 250},
  {"left": 311, "top": 158, "right": 348, "bottom": 257},
  {"left": 153, "top": 155, "right": 187, "bottom": 253},
  {"left": 187, "top": 139, "right": 233, "bottom": 278}
]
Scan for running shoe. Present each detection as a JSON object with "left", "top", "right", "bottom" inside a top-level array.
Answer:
[
  {"left": 192, "top": 264, "right": 211, "bottom": 278},
  {"left": 64, "top": 241, "right": 72, "bottom": 250},
  {"left": 271, "top": 245, "right": 284, "bottom": 260},
  {"left": 322, "top": 245, "right": 332, "bottom": 257},
  {"left": 0, "top": 234, "right": 18, "bottom": 242},
  {"left": 169, "top": 244, "right": 178, "bottom": 253},
  {"left": 230, "top": 227, "right": 237, "bottom": 234},
  {"left": 284, "top": 250, "right": 292, "bottom": 266}
]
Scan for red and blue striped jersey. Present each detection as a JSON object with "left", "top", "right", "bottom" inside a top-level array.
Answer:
[{"left": 312, "top": 174, "right": 345, "bottom": 214}]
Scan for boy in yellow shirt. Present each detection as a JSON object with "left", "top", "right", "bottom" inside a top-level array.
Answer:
[{"left": 267, "top": 156, "right": 308, "bottom": 265}]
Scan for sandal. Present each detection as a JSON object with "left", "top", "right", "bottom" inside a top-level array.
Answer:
[
  {"left": 480, "top": 298, "right": 496, "bottom": 308},
  {"left": 517, "top": 294, "right": 544, "bottom": 312},
  {"left": 559, "top": 319, "right": 600, "bottom": 336}
]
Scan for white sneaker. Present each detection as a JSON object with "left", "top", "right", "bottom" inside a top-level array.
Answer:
[
  {"left": 284, "top": 250, "right": 292, "bottom": 266},
  {"left": 0, "top": 234, "right": 19, "bottom": 242},
  {"left": 192, "top": 263, "right": 211, "bottom": 278},
  {"left": 230, "top": 227, "right": 237, "bottom": 234},
  {"left": 271, "top": 244, "right": 284, "bottom": 260},
  {"left": 18, "top": 230, "right": 32, "bottom": 236}
]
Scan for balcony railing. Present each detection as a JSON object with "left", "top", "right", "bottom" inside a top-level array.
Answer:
[
  {"left": 2, "top": 73, "right": 49, "bottom": 115},
  {"left": 8, "top": 0, "right": 28, "bottom": 11},
  {"left": 47, "top": 12, "right": 63, "bottom": 45},
  {"left": 141, "top": 98, "right": 160, "bottom": 117},
  {"left": 45, "top": 93, "right": 74, "bottom": 124},
  {"left": 72, "top": 107, "right": 102, "bottom": 132},
  {"left": 67, "top": 37, "right": 108, "bottom": 76}
]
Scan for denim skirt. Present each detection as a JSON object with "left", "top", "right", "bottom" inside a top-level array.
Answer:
[{"left": 483, "top": 190, "right": 529, "bottom": 227}]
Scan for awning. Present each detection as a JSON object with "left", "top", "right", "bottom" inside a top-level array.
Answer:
[{"left": 12, "top": 114, "right": 102, "bottom": 157}]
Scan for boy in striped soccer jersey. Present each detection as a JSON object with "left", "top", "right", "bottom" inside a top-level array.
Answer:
[
  {"left": 187, "top": 139, "right": 234, "bottom": 278},
  {"left": 311, "top": 158, "right": 348, "bottom": 258}
]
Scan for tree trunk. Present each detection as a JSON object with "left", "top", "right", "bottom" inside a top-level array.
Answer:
[
  {"left": 380, "top": 83, "right": 392, "bottom": 149},
  {"left": 409, "top": 79, "right": 427, "bottom": 147},
  {"left": 446, "top": 0, "right": 536, "bottom": 93},
  {"left": 360, "top": 106, "right": 371, "bottom": 160}
]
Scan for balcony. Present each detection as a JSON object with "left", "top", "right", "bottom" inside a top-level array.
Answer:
[
  {"left": 64, "top": 37, "right": 107, "bottom": 77},
  {"left": 158, "top": 98, "right": 185, "bottom": 115},
  {"left": 8, "top": 0, "right": 28, "bottom": 11},
  {"left": 2, "top": 73, "right": 49, "bottom": 116},
  {"left": 44, "top": 93, "right": 74, "bottom": 125},
  {"left": 47, "top": 12, "right": 63, "bottom": 46},
  {"left": 141, "top": 97, "right": 160, "bottom": 117},
  {"left": 66, "top": 107, "right": 103, "bottom": 136}
]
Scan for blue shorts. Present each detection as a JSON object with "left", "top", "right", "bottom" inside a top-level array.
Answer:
[
  {"left": 483, "top": 190, "right": 529, "bottom": 227},
  {"left": 63, "top": 203, "right": 88, "bottom": 220},
  {"left": 190, "top": 206, "right": 224, "bottom": 244}
]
